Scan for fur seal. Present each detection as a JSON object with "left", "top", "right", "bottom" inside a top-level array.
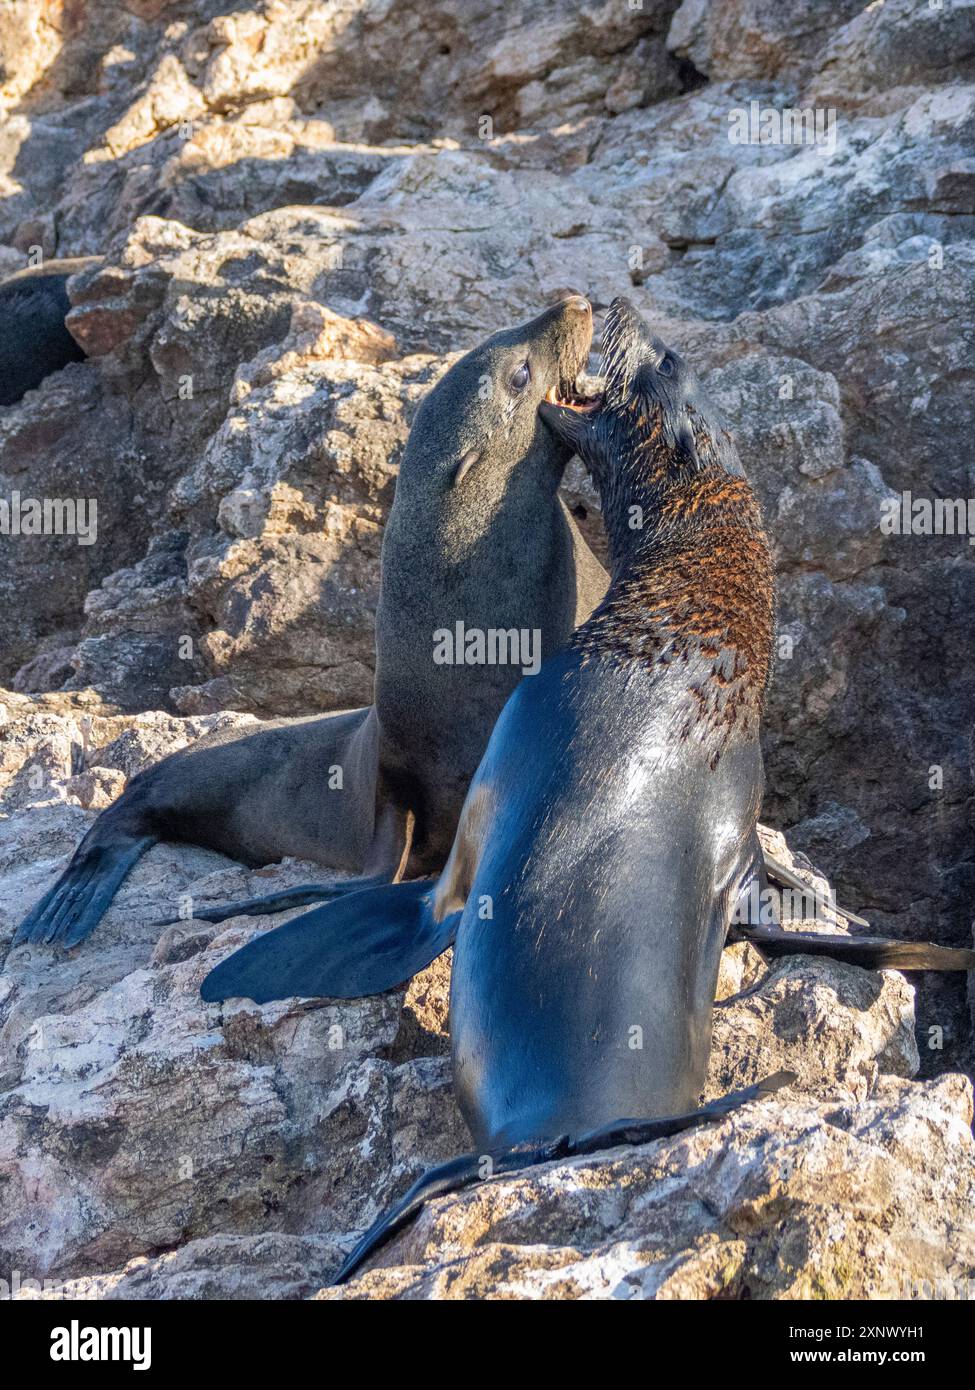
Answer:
[
  {"left": 13, "top": 298, "right": 608, "bottom": 950},
  {"left": 201, "top": 299, "right": 969, "bottom": 1286},
  {"left": 0, "top": 258, "right": 98, "bottom": 406},
  {"left": 202, "top": 298, "right": 794, "bottom": 1281}
]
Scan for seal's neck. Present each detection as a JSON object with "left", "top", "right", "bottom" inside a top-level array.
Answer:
[{"left": 575, "top": 469, "right": 775, "bottom": 746}]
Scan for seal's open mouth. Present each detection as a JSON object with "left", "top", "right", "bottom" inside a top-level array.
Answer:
[{"left": 545, "top": 380, "right": 603, "bottom": 413}]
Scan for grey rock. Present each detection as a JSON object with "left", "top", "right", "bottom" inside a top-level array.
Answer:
[{"left": 1, "top": 0, "right": 974, "bottom": 1300}]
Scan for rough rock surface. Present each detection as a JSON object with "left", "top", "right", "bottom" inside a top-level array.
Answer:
[
  {"left": 321, "top": 1074, "right": 975, "bottom": 1301},
  {"left": 0, "top": 694, "right": 966, "bottom": 1300},
  {"left": 1, "top": 0, "right": 974, "bottom": 1300}
]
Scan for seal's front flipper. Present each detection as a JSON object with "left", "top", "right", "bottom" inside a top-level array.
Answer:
[
  {"left": 332, "top": 1072, "right": 794, "bottom": 1286},
  {"left": 200, "top": 880, "right": 458, "bottom": 1004},
  {"left": 14, "top": 833, "right": 157, "bottom": 950},
  {"left": 729, "top": 922, "right": 975, "bottom": 972}
]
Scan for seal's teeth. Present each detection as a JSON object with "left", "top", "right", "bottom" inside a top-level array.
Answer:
[
  {"left": 555, "top": 390, "right": 604, "bottom": 413},
  {"left": 545, "top": 385, "right": 558, "bottom": 403}
]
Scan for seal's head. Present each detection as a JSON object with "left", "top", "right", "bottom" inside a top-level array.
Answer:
[
  {"left": 399, "top": 296, "right": 594, "bottom": 510},
  {"left": 539, "top": 296, "right": 743, "bottom": 511},
  {"left": 543, "top": 297, "right": 774, "bottom": 731}
]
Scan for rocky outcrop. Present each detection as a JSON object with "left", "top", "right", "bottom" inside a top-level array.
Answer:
[
  {"left": 19, "top": 1074, "right": 975, "bottom": 1301},
  {"left": 322, "top": 1074, "right": 975, "bottom": 1301},
  {"left": 1, "top": 0, "right": 973, "bottom": 1300},
  {"left": 0, "top": 694, "right": 963, "bottom": 1300}
]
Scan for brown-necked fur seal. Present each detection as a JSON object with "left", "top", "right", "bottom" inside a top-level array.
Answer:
[{"left": 13, "top": 298, "right": 608, "bottom": 950}]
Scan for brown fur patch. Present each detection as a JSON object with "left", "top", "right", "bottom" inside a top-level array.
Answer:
[{"left": 575, "top": 463, "right": 774, "bottom": 755}]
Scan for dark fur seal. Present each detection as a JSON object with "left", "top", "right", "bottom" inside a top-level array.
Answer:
[
  {"left": 0, "top": 258, "right": 97, "bottom": 406},
  {"left": 202, "top": 298, "right": 796, "bottom": 1280},
  {"left": 13, "top": 298, "right": 607, "bottom": 950}
]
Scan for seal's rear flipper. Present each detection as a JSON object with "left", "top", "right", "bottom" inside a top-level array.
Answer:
[
  {"left": 332, "top": 1071, "right": 794, "bottom": 1286},
  {"left": 154, "top": 874, "right": 393, "bottom": 926},
  {"left": 199, "top": 880, "right": 459, "bottom": 1004},
  {"left": 161, "top": 804, "right": 414, "bottom": 926},
  {"left": 763, "top": 852, "right": 870, "bottom": 928},
  {"left": 333, "top": 1151, "right": 516, "bottom": 1286},
  {"left": 13, "top": 834, "right": 158, "bottom": 950},
  {"left": 729, "top": 922, "right": 975, "bottom": 972},
  {"left": 569, "top": 1069, "right": 795, "bottom": 1155}
]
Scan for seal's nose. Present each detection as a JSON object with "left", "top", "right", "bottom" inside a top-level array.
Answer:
[{"left": 562, "top": 295, "right": 591, "bottom": 316}]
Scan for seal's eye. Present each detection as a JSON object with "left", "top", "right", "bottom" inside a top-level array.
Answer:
[
  {"left": 657, "top": 355, "right": 675, "bottom": 378},
  {"left": 509, "top": 362, "right": 531, "bottom": 393}
]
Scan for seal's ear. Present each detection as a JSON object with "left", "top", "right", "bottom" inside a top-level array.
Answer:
[
  {"left": 671, "top": 415, "right": 702, "bottom": 472},
  {"left": 452, "top": 449, "right": 480, "bottom": 486},
  {"left": 675, "top": 410, "right": 746, "bottom": 477},
  {"left": 716, "top": 427, "right": 746, "bottom": 478}
]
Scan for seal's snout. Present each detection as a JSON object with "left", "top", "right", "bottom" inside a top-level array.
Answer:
[
  {"left": 558, "top": 295, "right": 593, "bottom": 374},
  {"left": 540, "top": 294, "right": 598, "bottom": 405},
  {"left": 543, "top": 294, "right": 592, "bottom": 337},
  {"left": 534, "top": 294, "right": 591, "bottom": 329},
  {"left": 561, "top": 295, "right": 591, "bottom": 316},
  {"left": 535, "top": 296, "right": 604, "bottom": 446}
]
